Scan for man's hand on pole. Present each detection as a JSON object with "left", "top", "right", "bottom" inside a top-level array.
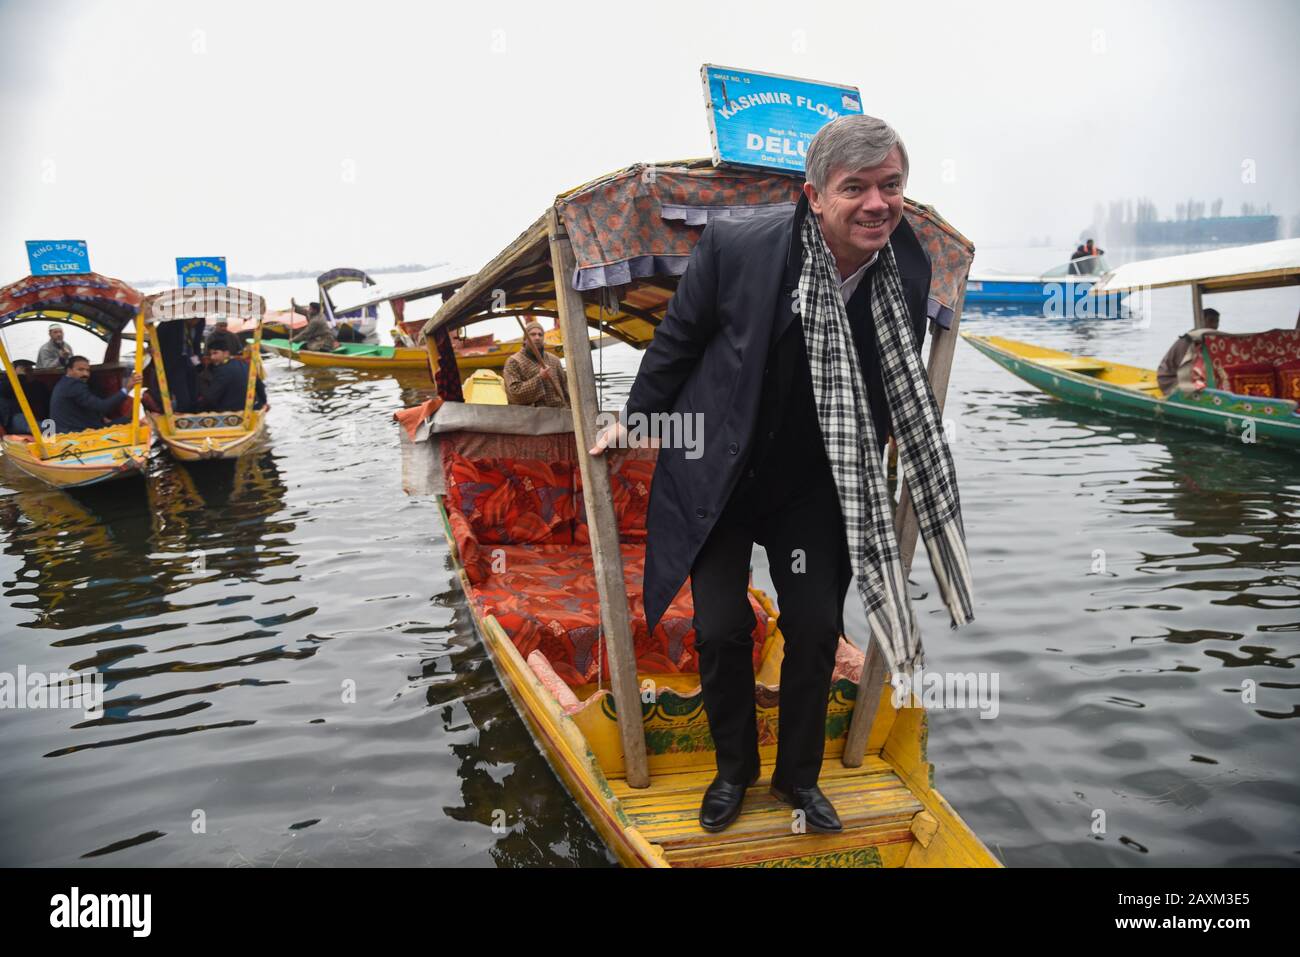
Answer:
[{"left": 589, "top": 419, "right": 627, "bottom": 456}]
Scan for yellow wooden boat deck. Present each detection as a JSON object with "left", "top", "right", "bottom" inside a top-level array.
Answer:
[{"left": 612, "top": 757, "right": 924, "bottom": 867}]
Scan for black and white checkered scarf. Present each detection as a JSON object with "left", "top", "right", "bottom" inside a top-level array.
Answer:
[{"left": 797, "top": 211, "right": 974, "bottom": 675}]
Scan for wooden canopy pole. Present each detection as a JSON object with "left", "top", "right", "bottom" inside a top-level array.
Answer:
[
  {"left": 842, "top": 281, "right": 969, "bottom": 767},
  {"left": 145, "top": 322, "right": 177, "bottom": 418},
  {"left": 1191, "top": 284, "right": 1205, "bottom": 328},
  {"left": 130, "top": 311, "right": 145, "bottom": 449},
  {"left": 547, "top": 206, "right": 649, "bottom": 789},
  {"left": 242, "top": 307, "right": 265, "bottom": 420}
]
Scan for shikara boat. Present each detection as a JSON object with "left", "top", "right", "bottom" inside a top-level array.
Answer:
[
  {"left": 0, "top": 273, "right": 151, "bottom": 489},
  {"left": 262, "top": 324, "right": 592, "bottom": 375},
  {"left": 965, "top": 238, "right": 1300, "bottom": 453},
  {"left": 228, "top": 268, "right": 380, "bottom": 343},
  {"left": 261, "top": 337, "right": 430, "bottom": 370},
  {"left": 139, "top": 286, "right": 270, "bottom": 461},
  {"left": 396, "top": 159, "right": 999, "bottom": 867}
]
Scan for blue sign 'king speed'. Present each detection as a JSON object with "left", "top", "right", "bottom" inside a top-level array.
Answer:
[
  {"left": 701, "top": 65, "right": 863, "bottom": 174},
  {"left": 25, "top": 240, "right": 90, "bottom": 276}
]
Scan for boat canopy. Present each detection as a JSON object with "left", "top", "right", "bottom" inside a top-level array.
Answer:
[
  {"left": 318, "top": 267, "right": 378, "bottom": 323},
  {"left": 139, "top": 286, "right": 267, "bottom": 324},
  {"left": 328, "top": 269, "right": 473, "bottom": 314},
  {"left": 0, "top": 273, "right": 143, "bottom": 339},
  {"left": 318, "top": 267, "right": 375, "bottom": 291},
  {"left": 420, "top": 158, "right": 975, "bottom": 349},
  {"left": 1093, "top": 238, "right": 1300, "bottom": 294}
]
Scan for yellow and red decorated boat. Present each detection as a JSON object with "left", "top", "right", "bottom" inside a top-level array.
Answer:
[
  {"left": 261, "top": 324, "right": 577, "bottom": 374},
  {"left": 139, "top": 286, "right": 270, "bottom": 462},
  {"left": 0, "top": 273, "right": 152, "bottom": 489},
  {"left": 396, "top": 159, "right": 1000, "bottom": 867}
]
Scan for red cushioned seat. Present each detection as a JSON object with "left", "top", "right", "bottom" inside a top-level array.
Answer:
[
  {"left": 463, "top": 542, "right": 768, "bottom": 687},
  {"left": 444, "top": 451, "right": 578, "bottom": 545},
  {"left": 1203, "top": 329, "right": 1300, "bottom": 392},
  {"left": 439, "top": 432, "right": 767, "bottom": 687},
  {"left": 1276, "top": 360, "right": 1300, "bottom": 402},
  {"left": 1223, "top": 362, "right": 1278, "bottom": 398}
]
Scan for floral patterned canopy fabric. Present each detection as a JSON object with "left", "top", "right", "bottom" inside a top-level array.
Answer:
[
  {"left": 557, "top": 159, "right": 975, "bottom": 329},
  {"left": 0, "top": 273, "right": 143, "bottom": 337}
]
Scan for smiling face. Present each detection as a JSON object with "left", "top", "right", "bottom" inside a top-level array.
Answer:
[{"left": 803, "top": 144, "right": 905, "bottom": 276}]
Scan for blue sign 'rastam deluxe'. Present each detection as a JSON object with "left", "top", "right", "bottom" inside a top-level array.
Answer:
[
  {"left": 175, "top": 256, "right": 228, "bottom": 287},
  {"left": 25, "top": 240, "right": 91, "bottom": 276},
  {"left": 701, "top": 65, "right": 863, "bottom": 174}
]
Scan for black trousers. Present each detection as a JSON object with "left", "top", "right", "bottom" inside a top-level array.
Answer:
[{"left": 689, "top": 461, "right": 851, "bottom": 790}]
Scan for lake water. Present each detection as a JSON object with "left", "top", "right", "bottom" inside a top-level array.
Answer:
[{"left": 0, "top": 253, "right": 1296, "bottom": 867}]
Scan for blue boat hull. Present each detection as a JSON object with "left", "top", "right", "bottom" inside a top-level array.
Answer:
[{"left": 965, "top": 277, "right": 1127, "bottom": 318}]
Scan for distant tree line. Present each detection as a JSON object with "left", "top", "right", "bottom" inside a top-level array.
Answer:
[{"left": 1086, "top": 197, "right": 1282, "bottom": 246}]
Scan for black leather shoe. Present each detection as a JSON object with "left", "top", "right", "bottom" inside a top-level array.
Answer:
[
  {"left": 769, "top": 782, "right": 843, "bottom": 833},
  {"left": 698, "top": 767, "right": 761, "bottom": 832}
]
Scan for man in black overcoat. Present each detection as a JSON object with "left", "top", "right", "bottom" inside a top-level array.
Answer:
[{"left": 592, "top": 115, "right": 933, "bottom": 833}]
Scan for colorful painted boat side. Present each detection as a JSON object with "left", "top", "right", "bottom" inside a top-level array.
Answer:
[
  {"left": 962, "top": 333, "right": 1300, "bottom": 451},
  {"left": 1, "top": 426, "right": 150, "bottom": 488}
]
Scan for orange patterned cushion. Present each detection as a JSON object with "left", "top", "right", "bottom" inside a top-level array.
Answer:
[
  {"left": 444, "top": 452, "right": 577, "bottom": 545},
  {"left": 465, "top": 543, "right": 768, "bottom": 686},
  {"left": 574, "top": 450, "right": 656, "bottom": 543},
  {"left": 1223, "top": 363, "right": 1277, "bottom": 397},
  {"left": 1276, "top": 360, "right": 1300, "bottom": 402}
]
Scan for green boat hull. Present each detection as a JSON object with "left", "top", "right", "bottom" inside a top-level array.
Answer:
[{"left": 963, "top": 334, "right": 1300, "bottom": 453}]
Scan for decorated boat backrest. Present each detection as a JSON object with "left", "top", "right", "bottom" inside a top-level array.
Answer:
[
  {"left": 1199, "top": 328, "right": 1300, "bottom": 397},
  {"left": 141, "top": 286, "right": 267, "bottom": 324},
  {"left": 439, "top": 428, "right": 655, "bottom": 566},
  {"left": 173, "top": 412, "right": 247, "bottom": 431}
]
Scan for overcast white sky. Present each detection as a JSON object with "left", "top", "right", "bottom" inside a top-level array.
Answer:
[{"left": 2, "top": 0, "right": 1297, "bottom": 282}]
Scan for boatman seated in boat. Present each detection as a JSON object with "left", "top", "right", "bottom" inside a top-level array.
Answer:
[
  {"left": 49, "top": 356, "right": 141, "bottom": 433},
  {"left": 502, "top": 319, "right": 570, "bottom": 408},
  {"left": 1157, "top": 307, "right": 1219, "bottom": 395},
  {"left": 292, "top": 301, "right": 340, "bottom": 353},
  {"left": 591, "top": 114, "right": 975, "bottom": 835},
  {"left": 35, "top": 324, "right": 74, "bottom": 370},
  {"left": 198, "top": 342, "right": 268, "bottom": 413}
]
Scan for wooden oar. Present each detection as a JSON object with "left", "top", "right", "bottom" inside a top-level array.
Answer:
[{"left": 288, "top": 297, "right": 298, "bottom": 366}]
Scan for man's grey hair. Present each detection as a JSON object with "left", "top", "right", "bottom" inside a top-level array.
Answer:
[{"left": 805, "top": 114, "right": 909, "bottom": 194}]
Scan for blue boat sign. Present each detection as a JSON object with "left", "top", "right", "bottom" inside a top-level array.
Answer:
[
  {"left": 26, "top": 240, "right": 90, "bottom": 276},
  {"left": 175, "top": 256, "right": 228, "bottom": 287},
  {"left": 701, "top": 64, "right": 863, "bottom": 174}
]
